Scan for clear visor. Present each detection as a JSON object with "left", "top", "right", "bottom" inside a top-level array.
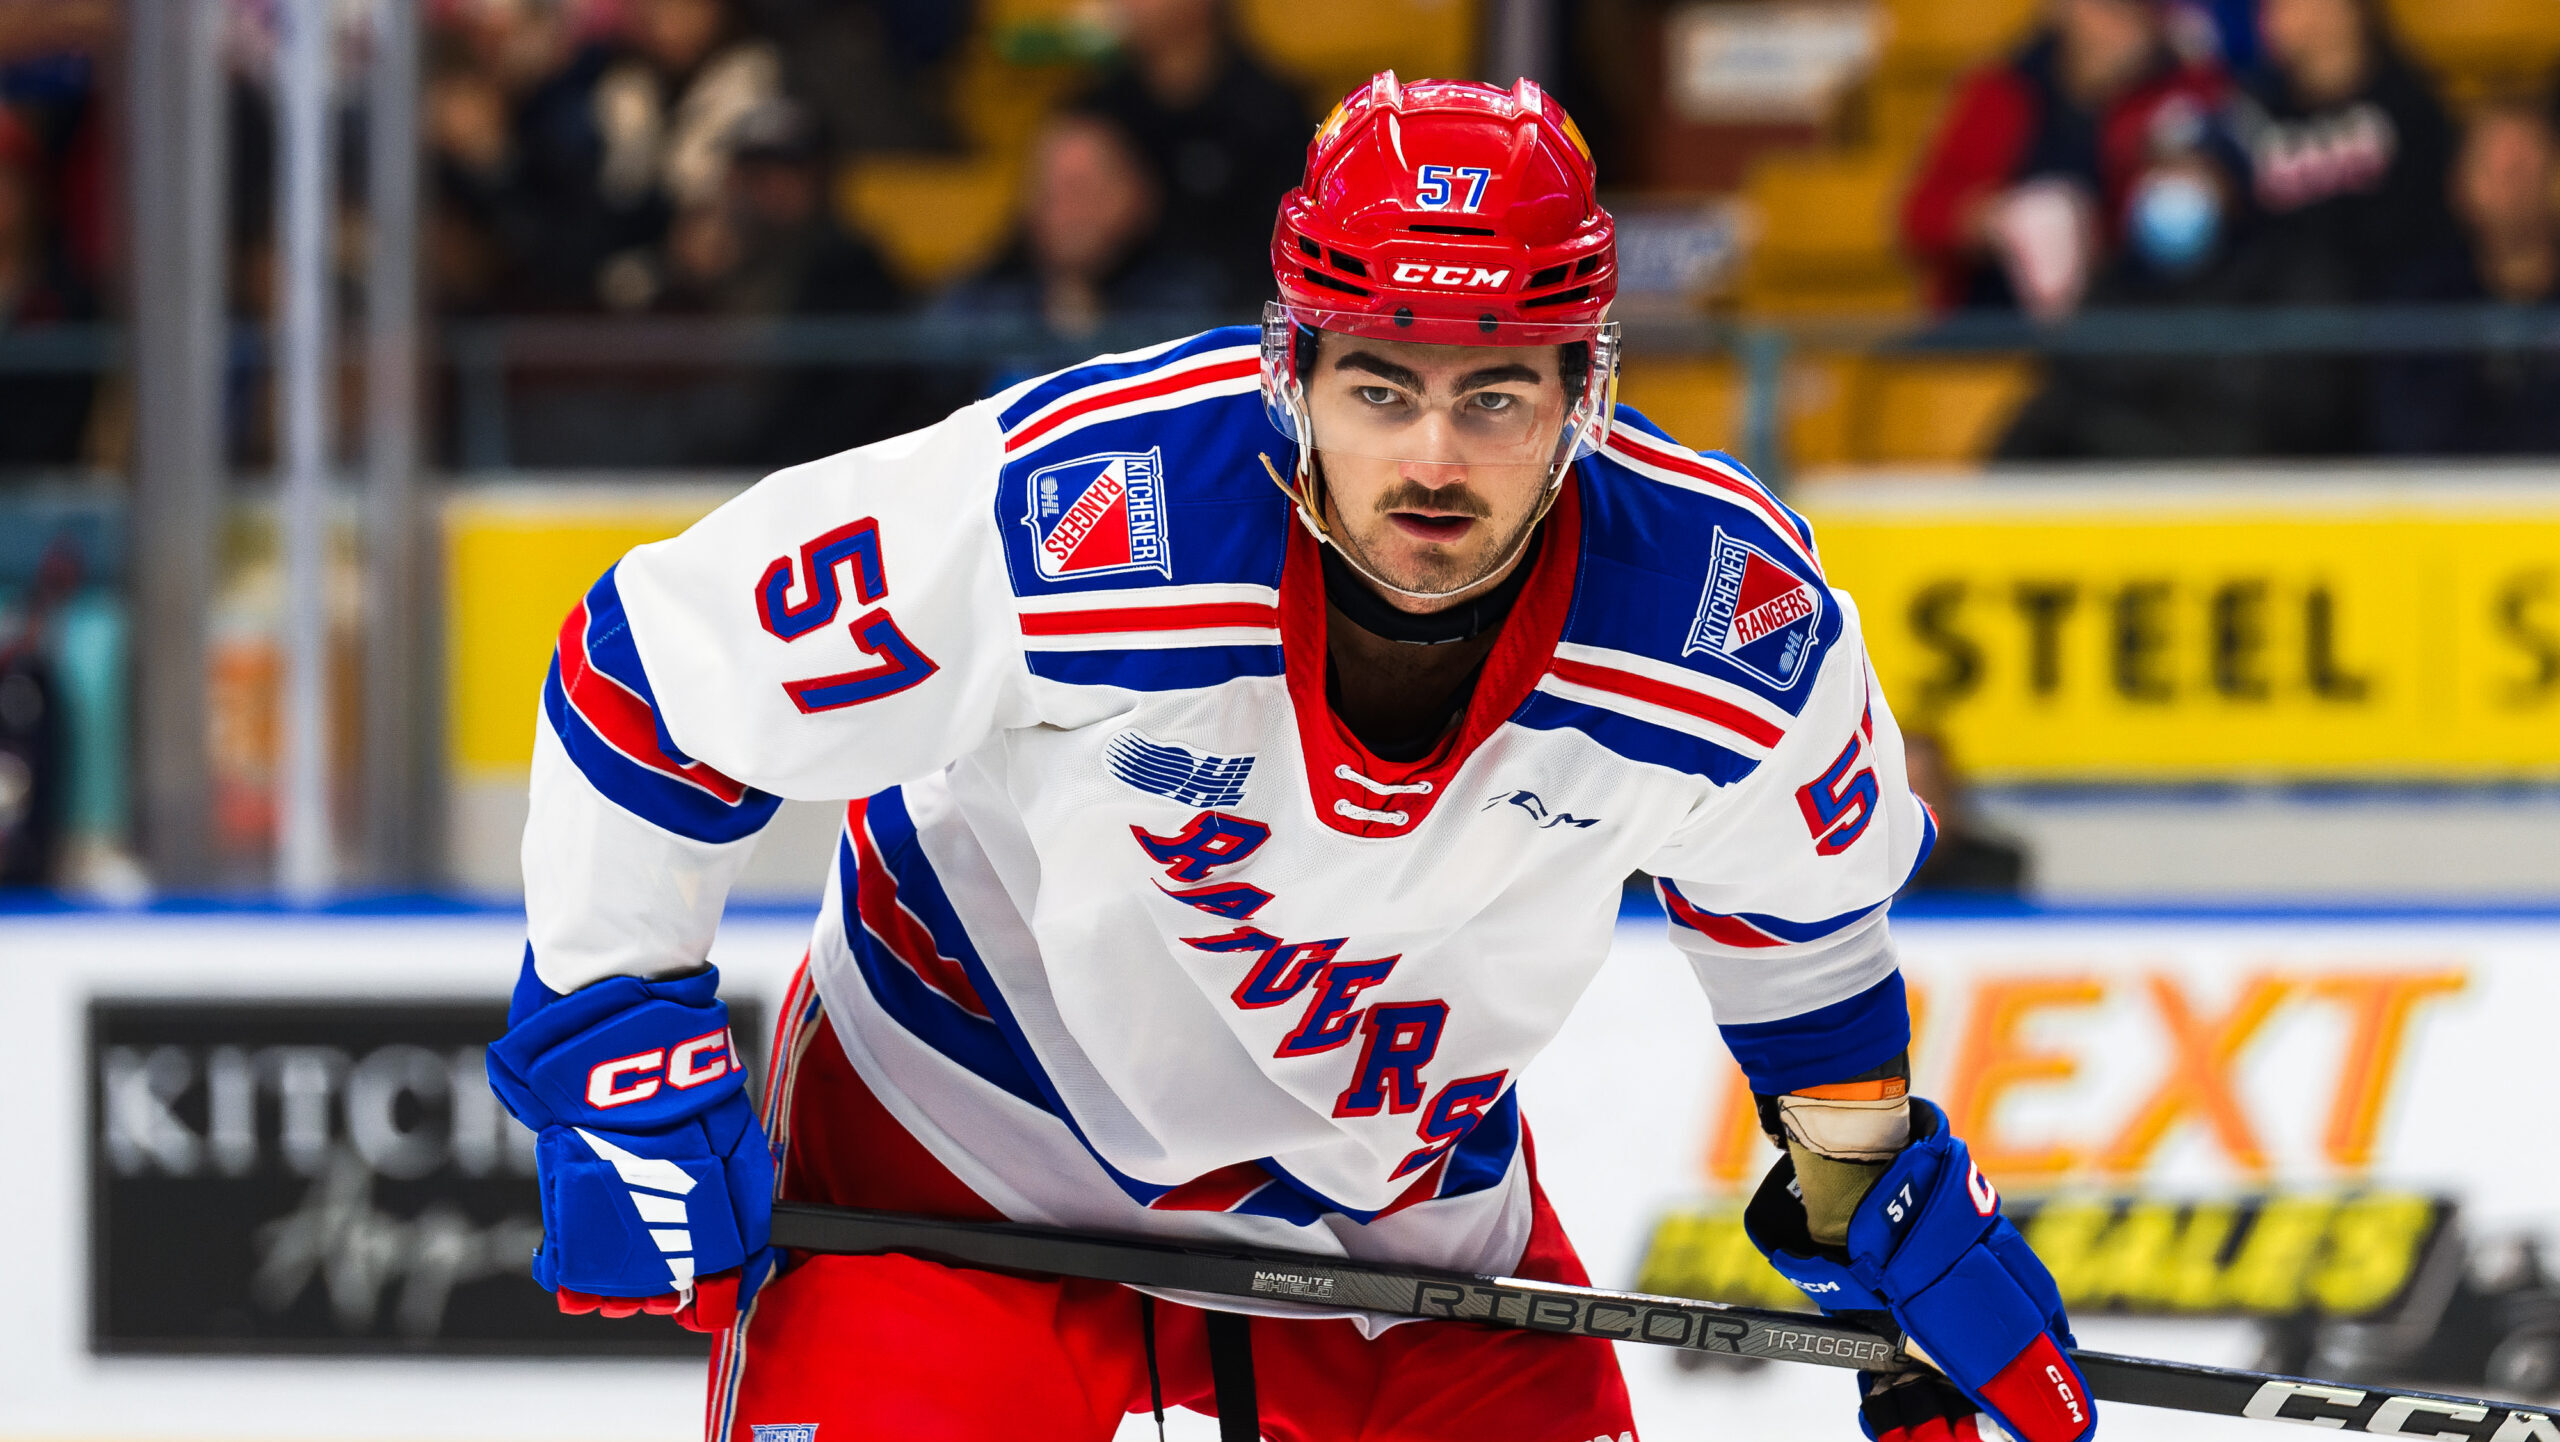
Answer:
[{"left": 1260, "top": 301, "right": 1620, "bottom": 472}]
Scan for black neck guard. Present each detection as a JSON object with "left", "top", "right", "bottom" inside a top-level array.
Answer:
[{"left": 1319, "top": 525, "right": 1545, "bottom": 647}]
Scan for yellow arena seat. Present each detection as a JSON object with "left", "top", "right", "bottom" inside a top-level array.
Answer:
[
  {"left": 839, "top": 157, "right": 1023, "bottom": 291},
  {"left": 1852, "top": 357, "right": 2039, "bottom": 463},
  {"left": 1737, "top": 153, "right": 1920, "bottom": 315},
  {"left": 1605, "top": 354, "right": 1966, "bottom": 475},
  {"left": 2383, "top": 0, "right": 2560, "bottom": 100},
  {"left": 1878, "top": 0, "right": 2039, "bottom": 81},
  {"left": 1782, "top": 353, "right": 1861, "bottom": 470},
  {"left": 1872, "top": 73, "right": 1962, "bottom": 159},
  {"left": 1235, "top": 0, "right": 1481, "bottom": 107},
  {"left": 1617, "top": 357, "right": 1744, "bottom": 455}
]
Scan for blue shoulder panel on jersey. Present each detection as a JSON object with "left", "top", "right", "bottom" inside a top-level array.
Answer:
[
  {"left": 995, "top": 327, "right": 1260, "bottom": 434},
  {"left": 996, "top": 387, "right": 1291, "bottom": 597},
  {"left": 1717, "top": 970, "right": 1911, "bottom": 1096},
  {"left": 1568, "top": 412, "right": 1843, "bottom": 718},
  {"left": 544, "top": 567, "right": 782, "bottom": 845},
  {"left": 996, "top": 345, "right": 1296, "bottom": 694}
]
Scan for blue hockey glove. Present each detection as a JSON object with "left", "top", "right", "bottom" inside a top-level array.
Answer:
[
  {"left": 1746, "top": 1099, "right": 2095, "bottom": 1442},
  {"left": 486, "top": 953, "right": 776, "bottom": 1331}
]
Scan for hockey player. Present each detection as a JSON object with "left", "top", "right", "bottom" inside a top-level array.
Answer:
[{"left": 485, "top": 73, "right": 2094, "bottom": 1442}]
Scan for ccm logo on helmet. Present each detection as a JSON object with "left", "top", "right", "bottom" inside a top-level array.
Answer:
[
  {"left": 586, "top": 1028, "right": 733, "bottom": 1108},
  {"left": 1390, "top": 261, "right": 1513, "bottom": 290}
]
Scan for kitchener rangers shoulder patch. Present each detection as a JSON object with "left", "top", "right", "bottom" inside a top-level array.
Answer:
[
  {"left": 1023, "top": 448, "right": 1172, "bottom": 582},
  {"left": 1683, "top": 527, "right": 1823, "bottom": 689}
]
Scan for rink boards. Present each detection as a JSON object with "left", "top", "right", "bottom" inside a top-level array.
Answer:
[{"left": 6, "top": 902, "right": 2556, "bottom": 1441}]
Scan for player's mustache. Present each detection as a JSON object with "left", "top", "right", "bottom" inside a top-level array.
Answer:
[{"left": 1372, "top": 481, "right": 1492, "bottom": 520}]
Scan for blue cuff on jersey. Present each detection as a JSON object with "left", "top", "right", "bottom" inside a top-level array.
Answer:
[{"left": 1718, "top": 971, "right": 1910, "bottom": 1096}]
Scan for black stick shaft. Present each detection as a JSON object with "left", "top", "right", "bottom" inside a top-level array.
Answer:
[{"left": 769, "top": 1202, "right": 2560, "bottom": 1437}]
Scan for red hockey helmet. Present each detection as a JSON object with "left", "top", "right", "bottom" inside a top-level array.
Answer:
[
  {"left": 1272, "top": 71, "right": 1616, "bottom": 343},
  {"left": 1260, "top": 72, "right": 1621, "bottom": 587}
]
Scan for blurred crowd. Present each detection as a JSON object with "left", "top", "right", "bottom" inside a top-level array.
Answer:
[
  {"left": 424, "top": 0, "right": 1302, "bottom": 326},
  {"left": 1908, "top": 0, "right": 2560, "bottom": 458},
  {"left": 0, "top": 0, "right": 1312, "bottom": 470},
  {"left": 414, "top": 0, "right": 1310, "bottom": 461},
  {"left": 0, "top": 0, "right": 2557, "bottom": 472},
  {"left": 0, "top": 10, "right": 108, "bottom": 472}
]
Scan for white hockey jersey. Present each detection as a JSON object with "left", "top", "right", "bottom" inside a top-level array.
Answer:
[{"left": 524, "top": 327, "right": 1934, "bottom": 1293}]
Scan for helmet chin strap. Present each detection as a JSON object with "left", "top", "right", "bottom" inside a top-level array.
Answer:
[{"left": 1256, "top": 451, "right": 1563, "bottom": 607}]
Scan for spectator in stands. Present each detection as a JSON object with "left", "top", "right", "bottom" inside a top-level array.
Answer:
[
  {"left": 2370, "top": 102, "right": 2560, "bottom": 455},
  {"left": 2229, "top": 0, "right": 2459, "bottom": 302},
  {"left": 1902, "top": 0, "right": 2224, "bottom": 315},
  {"left": 939, "top": 111, "right": 1223, "bottom": 337},
  {"left": 1071, "top": 0, "right": 1310, "bottom": 310},
  {"left": 581, "top": 0, "right": 783, "bottom": 310},
  {"left": 662, "top": 98, "right": 925, "bottom": 463},
  {"left": 434, "top": 0, "right": 782, "bottom": 313},
  {"left": 0, "top": 28, "right": 107, "bottom": 303},
  {"left": 0, "top": 104, "right": 95, "bottom": 468},
  {"left": 1900, "top": 732, "right": 2028, "bottom": 896},
  {"left": 426, "top": 0, "right": 602, "bottom": 311},
  {"left": 1997, "top": 136, "right": 2363, "bottom": 456},
  {"left": 747, "top": 0, "right": 972, "bottom": 155},
  {"left": 664, "top": 100, "right": 900, "bottom": 317},
  {"left": 423, "top": 23, "right": 521, "bottom": 314}
]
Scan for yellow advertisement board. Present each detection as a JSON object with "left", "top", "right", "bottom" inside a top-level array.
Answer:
[
  {"left": 1633, "top": 921, "right": 2485, "bottom": 1322},
  {"left": 1796, "top": 478, "right": 2560, "bottom": 779}
]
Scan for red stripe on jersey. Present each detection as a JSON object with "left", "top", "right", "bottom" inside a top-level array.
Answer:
[
  {"left": 1004, "top": 355, "right": 1260, "bottom": 454},
  {"left": 1660, "top": 881, "right": 1785, "bottom": 949},
  {"left": 1547, "top": 656, "right": 1787, "bottom": 749},
  {"left": 847, "top": 799, "right": 991, "bottom": 1018},
  {"left": 763, "top": 961, "right": 827, "bottom": 1126},
  {"left": 555, "top": 598, "right": 748, "bottom": 805},
  {"left": 1373, "top": 1152, "right": 1452, "bottom": 1220},
  {"left": 1147, "top": 1160, "right": 1276, "bottom": 1212},
  {"left": 1018, "top": 601, "right": 1280, "bottom": 637},
  {"left": 1606, "top": 429, "right": 1821, "bottom": 576}
]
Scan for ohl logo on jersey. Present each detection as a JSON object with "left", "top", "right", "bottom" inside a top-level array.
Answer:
[
  {"left": 1024, "top": 449, "right": 1173, "bottom": 582},
  {"left": 1683, "top": 527, "right": 1822, "bottom": 689}
]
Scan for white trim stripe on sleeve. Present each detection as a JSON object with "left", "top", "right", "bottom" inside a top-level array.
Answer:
[
  {"left": 1603, "top": 429, "right": 1823, "bottom": 576},
  {"left": 1002, "top": 347, "right": 1262, "bottom": 456}
]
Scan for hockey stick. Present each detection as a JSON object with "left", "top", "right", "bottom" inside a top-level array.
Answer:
[{"left": 770, "top": 1202, "right": 2560, "bottom": 1436}]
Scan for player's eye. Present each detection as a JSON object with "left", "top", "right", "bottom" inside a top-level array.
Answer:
[
  {"left": 1471, "top": 392, "right": 1517, "bottom": 414},
  {"left": 1353, "top": 385, "right": 1402, "bottom": 407}
]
